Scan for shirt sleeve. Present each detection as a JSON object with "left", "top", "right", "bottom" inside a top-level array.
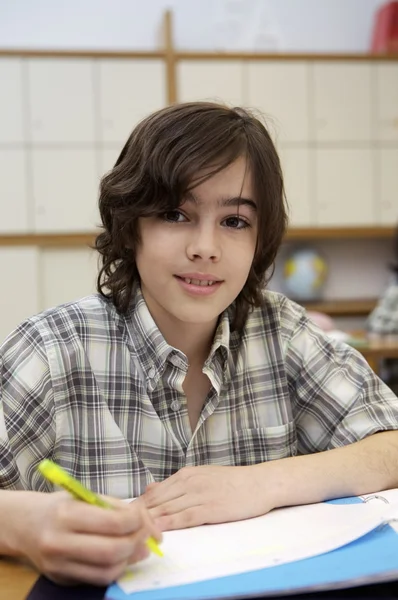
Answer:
[
  {"left": 0, "top": 320, "right": 55, "bottom": 491},
  {"left": 284, "top": 305, "right": 398, "bottom": 453}
]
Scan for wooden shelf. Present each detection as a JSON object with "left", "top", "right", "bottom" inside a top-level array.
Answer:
[
  {"left": 302, "top": 298, "right": 377, "bottom": 316},
  {"left": 0, "top": 226, "right": 395, "bottom": 248},
  {"left": 285, "top": 226, "right": 396, "bottom": 241}
]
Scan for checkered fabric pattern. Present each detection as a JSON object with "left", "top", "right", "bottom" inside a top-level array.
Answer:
[
  {"left": 1, "top": 287, "right": 398, "bottom": 499},
  {"left": 367, "top": 283, "right": 398, "bottom": 335}
]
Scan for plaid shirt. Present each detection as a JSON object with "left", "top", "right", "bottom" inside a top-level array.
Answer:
[{"left": 1, "top": 288, "right": 398, "bottom": 499}]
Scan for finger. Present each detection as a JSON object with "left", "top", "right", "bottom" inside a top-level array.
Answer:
[
  {"left": 58, "top": 499, "right": 147, "bottom": 537},
  {"left": 132, "top": 498, "right": 163, "bottom": 543},
  {"left": 148, "top": 494, "right": 195, "bottom": 521},
  {"left": 142, "top": 478, "right": 184, "bottom": 508},
  {"left": 155, "top": 505, "right": 208, "bottom": 531},
  {"left": 46, "top": 558, "right": 130, "bottom": 587},
  {"left": 41, "top": 528, "right": 150, "bottom": 569}
]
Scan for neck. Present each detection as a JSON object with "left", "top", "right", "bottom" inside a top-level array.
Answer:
[{"left": 162, "top": 320, "right": 217, "bottom": 366}]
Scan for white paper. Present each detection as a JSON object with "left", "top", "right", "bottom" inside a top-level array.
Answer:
[{"left": 117, "top": 498, "right": 398, "bottom": 595}]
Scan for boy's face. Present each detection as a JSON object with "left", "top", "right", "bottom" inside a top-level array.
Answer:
[{"left": 136, "top": 156, "right": 257, "bottom": 332}]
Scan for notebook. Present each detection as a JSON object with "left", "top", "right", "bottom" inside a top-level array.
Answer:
[{"left": 106, "top": 489, "right": 398, "bottom": 600}]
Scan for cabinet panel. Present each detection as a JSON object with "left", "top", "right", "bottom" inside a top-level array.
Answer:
[
  {"left": 99, "top": 59, "right": 166, "bottom": 144},
  {"left": 375, "top": 65, "right": 398, "bottom": 142},
  {"left": 377, "top": 148, "right": 398, "bottom": 225},
  {"left": 32, "top": 149, "right": 99, "bottom": 232},
  {"left": 28, "top": 59, "right": 96, "bottom": 143},
  {"left": 40, "top": 248, "right": 98, "bottom": 310},
  {"left": 0, "top": 247, "right": 39, "bottom": 343},
  {"left": 177, "top": 61, "right": 244, "bottom": 106},
  {"left": 99, "top": 146, "right": 122, "bottom": 178},
  {"left": 315, "top": 149, "right": 374, "bottom": 226},
  {"left": 312, "top": 63, "right": 372, "bottom": 142},
  {"left": 0, "top": 149, "right": 29, "bottom": 233},
  {"left": 278, "top": 147, "right": 313, "bottom": 226},
  {"left": 246, "top": 62, "right": 309, "bottom": 143},
  {"left": 0, "top": 58, "right": 25, "bottom": 143}
]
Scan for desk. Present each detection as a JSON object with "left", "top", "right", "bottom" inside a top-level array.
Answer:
[
  {"left": 350, "top": 334, "right": 398, "bottom": 375},
  {"left": 0, "top": 559, "right": 37, "bottom": 599}
]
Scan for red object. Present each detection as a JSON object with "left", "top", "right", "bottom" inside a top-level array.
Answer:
[{"left": 371, "top": 1, "right": 398, "bottom": 53}]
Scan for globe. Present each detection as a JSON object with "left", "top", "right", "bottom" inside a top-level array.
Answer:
[{"left": 283, "top": 248, "right": 328, "bottom": 301}]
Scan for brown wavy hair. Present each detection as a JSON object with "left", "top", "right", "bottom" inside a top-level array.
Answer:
[{"left": 95, "top": 102, "right": 288, "bottom": 331}]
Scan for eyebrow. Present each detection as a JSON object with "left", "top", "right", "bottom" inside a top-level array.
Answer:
[{"left": 184, "top": 192, "right": 257, "bottom": 212}]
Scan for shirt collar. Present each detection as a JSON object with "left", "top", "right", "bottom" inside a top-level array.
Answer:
[{"left": 125, "top": 286, "right": 233, "bottom": 393}]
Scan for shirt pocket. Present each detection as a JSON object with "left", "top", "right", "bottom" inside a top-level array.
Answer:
[{"left": 232, "top": 422, "right": 297, "bottom": 466}]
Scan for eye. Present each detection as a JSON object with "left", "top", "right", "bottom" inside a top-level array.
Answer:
[
  {"left": 222, "top": 216, "right": 250, "bottom": 229},
  {"left": 162, "top": 210, "right": 187, "bottom": 223}
]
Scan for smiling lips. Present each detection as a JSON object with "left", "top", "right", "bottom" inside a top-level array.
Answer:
[{"left": 175, "top": 274, "right": 223, "bottom": 295}]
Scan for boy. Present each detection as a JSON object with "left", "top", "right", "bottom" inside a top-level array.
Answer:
[{"left": 1, "top": 102, "right": 398, "bottom": 586}]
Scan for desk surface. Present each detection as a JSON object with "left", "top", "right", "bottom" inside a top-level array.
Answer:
[{"left": 0, "top": 560, "right": 38, "bottom": 600}]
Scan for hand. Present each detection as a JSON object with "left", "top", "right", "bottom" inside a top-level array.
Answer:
[
  {"left": 142, "top": 465, "right": 273, "bottom": 531},
  {"left": 10, "top": 491, "right": 162, "bottom": 586}
]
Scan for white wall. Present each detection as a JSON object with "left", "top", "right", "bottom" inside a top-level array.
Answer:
[{"left": 0, "top": 0, "right": 386, "bottom": 52}]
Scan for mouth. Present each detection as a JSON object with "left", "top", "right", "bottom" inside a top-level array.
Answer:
[
  {"left": 175, "top": 276, "right": 221, "bottom": 287},
  {"left": 174, "top": 275, "right": 223, "bottom": 295}
]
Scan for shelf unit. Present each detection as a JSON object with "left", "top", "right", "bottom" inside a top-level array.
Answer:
[{"left": 0, "top": 10, "right": 397, "bottom": 322}]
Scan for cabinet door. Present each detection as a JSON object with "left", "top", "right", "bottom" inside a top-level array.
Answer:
[
  {"left": 0, "top": 248, "right": 39, "bottom": 342},
  {"left": 32, "top": 149, "right": 99, "bottom": 232},
  {"left": 0, "top": 149, "right": 29, "bottom": 233},
  {"left": 246, "top": 62, "right": 310, "bottom": 144},
  {"left": 278, "top": 147, "right": 313, "bottom": 226},
  {"left": 28, "top": 59, "right": 96, "bottom": 143},
  {"left": 312, "top": 63, "right": 372, "bottom": 142},
  {"left": 375, "top": 64, "right": 398, "bottom": 142},
  {"left": 41, "top": 248, "right": 98, "bottom": 310},
  {"left": 177, "top": 61, "right": 244, "bottom": 106},
  {"left": 99, "top": 146, "right": 123, "bottom": 178},
  {"left": 315, "top": 149, "right": 374, "bottom": 226},
  {"left": 99, "top": 59, "right": 166, "bottom": 144},
  {"left": 377, "top": 148, "right": 398, "bottom": 225},
  {"left": 0, "top": 58, "right": 25, "bottom": 143}
]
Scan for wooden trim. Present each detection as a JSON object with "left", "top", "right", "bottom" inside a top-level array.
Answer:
[
  {"left": 175, "top": 51, "right": 398, "bottom": 62},
  {"left": 0, "top": 49, "right": 165, "bottom": 59},
  {"left": 0, "top": 233, "right": 97, "bottom": 248},
  {"left": 0, "top": 226, "right": 395, "bottom": 248},
  {"left": 302, "top": 298, "right": 377, "bottom": 317},
  {"left": 163, "top": 10, "right": 177, "bottom": 104},
  {"left": 285, "top": 226, "right": 396, "bottom": 241}
]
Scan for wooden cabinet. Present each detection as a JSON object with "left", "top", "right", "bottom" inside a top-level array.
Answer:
[
  {"left": 31, "top": 149, "right": 99, "bottom": 232},
  {"left": 375, "top": 64, "right": 398, "bottom": 142},
  {"left": 245, "top": 61, "right": 310, "bottom": 144},
  {"left": 40, "top": 248, "right": 97, "bottom": 310},
  {"left": 278, "top": 147, "right": 313, "bottom": 226},
  {"left": 0, "top": 58, "right": 25, "bottom": 143},
  {"left": 98, "top": 59, "right": 166, "bottom": 144},
  {"left": 27, "top": 59, "right": 96, "bottom": 143},
  {"left": 377, "top": 148, "right": 398, "bottom": 225},
  {"left": 0, "top": 248, "right": 39, "bottom": 342},
  {"left": 312, "top": 63, "right": 372, "bottom": 142},
  {"left": 177, "top": 60, "right": 244, "bottom": 106},
  {"left": 315, "top": 149, "right": 374, "bottom": 226},
  {"left": 0, "top": 149, "right": 29, "bottom": 233}
]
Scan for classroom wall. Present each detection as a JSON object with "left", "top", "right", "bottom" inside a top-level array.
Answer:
[
  {"left": 0, "top": 0, "right": 386, "bottom": 52},
  {"left": 0, "top": 0, "right": 395, "bottom": 342}
]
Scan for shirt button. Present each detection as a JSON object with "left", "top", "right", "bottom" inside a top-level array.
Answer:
[
  {"left": 170, "top": 355, "right": 185, "bottom": 369},
  {"left": 148, "top": 367, "right": 156, "bottom": 378},
  {"left": 170, "top": 400, "right": 181, "bottom": 412}
]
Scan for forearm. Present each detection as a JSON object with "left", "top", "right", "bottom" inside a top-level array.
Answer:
[{"left": 258, "top": 430, "right": 398, "bottom": 510}]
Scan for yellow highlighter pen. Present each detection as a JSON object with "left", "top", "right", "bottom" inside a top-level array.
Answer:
[{"left": 37, "top": 459, "right": 163, "bottom": 557}]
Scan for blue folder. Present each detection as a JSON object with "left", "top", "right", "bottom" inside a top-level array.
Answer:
[{"left": 106, "top": 497, "right": 398, "bottom": 600}]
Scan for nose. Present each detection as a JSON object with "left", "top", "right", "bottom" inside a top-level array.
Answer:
[{"left": 186, "top": 223, "right": 221, "bottom": 262}]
